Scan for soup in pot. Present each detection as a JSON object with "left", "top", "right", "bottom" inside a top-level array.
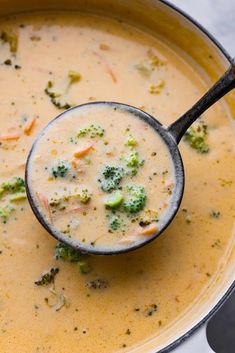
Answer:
[{"left": 0, "top": 11, "right": 234, "bottom": 353}]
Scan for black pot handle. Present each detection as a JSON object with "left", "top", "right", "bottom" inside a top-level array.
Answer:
[{"left": 167, "top": 58, "right": 235, "bottom": 143}]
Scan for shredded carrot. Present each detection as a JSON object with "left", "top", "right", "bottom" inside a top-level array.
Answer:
[
  {"left": 18, "top": 162, "right": 26, "bottom": 169},
  {"left": 138, "top": 224, "right": 158, "bottom": 236},
  {"left": 71, "top": 158, "right": 84, "bottom": 174},
  {"left": 65, "top": 206, "right": 86, "bottom": 214},
  {"left": 36, "top": 193, "right": 53, "bottom": 223},
  {"left": 71, "top": 158, "right": 78, "bottom": 169},
  {"left": 23, "top": 116, "right": 36, "bottom": 135},
  {"left": 0, "top": 132, "right": 21, "bottom": 141},
  {"left": 73, "top": 144, "right": 93, "bottom": 158},
  {"left": 93, "top": 51, "right": 117, "bottom": 83}
]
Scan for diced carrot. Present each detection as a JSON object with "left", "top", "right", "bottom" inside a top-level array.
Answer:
[
  {"left": 138, "top": 224, "right": 158, "bottom": 236},
  {"left": 93, "top": 51, "right": 117, "bottom": 83},
  {"left": 23, "top": 116, "right": 36, "bottom": 135},
  {"left": 73, "top": 144, "right": 93, "bottom": 158},
  {"left": 0, "top": 132, "right": 21, "bottom": 141}
]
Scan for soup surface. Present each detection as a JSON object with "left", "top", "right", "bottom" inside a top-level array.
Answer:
[
  {"left": 27, "top": 103, "right": 175, "bottom": 251},
  {"left": 0, "top": 11, "right": 234, "bottom": 353}
]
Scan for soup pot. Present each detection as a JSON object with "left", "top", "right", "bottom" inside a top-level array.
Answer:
[{"left": 1, "top": 0, "right": 234, "bottom": 352}]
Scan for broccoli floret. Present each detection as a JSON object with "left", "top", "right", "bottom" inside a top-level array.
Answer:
[
  {"left": 52, "top": 160, "right": 69, "bottom": 178},
  {"left": 34, "top": 267, "right": 59, "bottom": 286},
  {"left": 124, "top": 184, "right": 147, "bottom": 214},
  {"left": 105, "top": 191, "right": 123, "bottom": 209},
  {"left": 124, "top": 150, "right": 145, "bottom": 176},
  {"left": 45, "top": 81, "right": 72, "bottom": 110},
  {"left": 10, "top": 193, "right": 27, "bottom": 202},
  {"left": 78, "top": 260, "right": 91, "bottom": 274},
  {"left": 54, "top": 243, "right": 91, "bottom": 274},
  {"left": 125, "top": 150, "right": 139, "bottom": 167},
  {"left": 1, "top": 177, "right": 25, "bottom": 195},
  {"left": 77, "top": 124, "right": 105, "bottom": 138},
  {"left": 126, "top": 134, "right": 137, "bottom": 146},
  {"left": 98, "top": 165, "right": 124, "bottom": 193},
  {"left": 184, "top": 123, "right": 209, "bottom": 153},
  {"left": 107, "top": 214, "right": 122, "bottom": 231},
  {"left": 54, "top": 243, "right": 87, "bottom": 262},
  {"left": 0, "top": 205, "right": 15, "bottom": 223},
  {"left": 78, "top": 189, "right": 92, "bottom": 204}
]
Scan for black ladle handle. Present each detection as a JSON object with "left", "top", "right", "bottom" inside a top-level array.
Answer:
[{"left": 168, "top": 58, "right": 235, "bottom": 143}]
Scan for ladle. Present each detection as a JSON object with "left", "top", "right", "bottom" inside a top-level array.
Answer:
[{"left": 25, "top": 59, "right": 235, "bottom": 255}]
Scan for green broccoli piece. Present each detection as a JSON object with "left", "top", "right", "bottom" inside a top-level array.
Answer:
[
  {"left": 45, "top": 81, "right": 71, "bottom": 110},
  {"left": 78, "top": 189, "right": 92, "bottom": 204},
  {"left": 54, "top": 243, "right": 91, "bottom": 274},
  {"left": 105, "top": 191, "right": 123, "bottom": 209},
  {"left": 78, "top": 260, "right": 91, "bottom": 274},
  {"left": 184, "top": 123, "right": 209, "bottom": 153},
  {"left": 126, "top": 134, "right": 137, "bottom": 146},
  {"left": 124, "top": 184, "right": 147, "bottom": 214},
  {"left": 77, "top": 124, "right": 105, "bottom": 138},
  {"left": 35, "top": 267, "right": 59, "bottom": 286},
  {"left": 77, "top": 127, "right": 88, "bottom": 137},
  {"left": 124, "top": 150, "right": 145, "bottom": 176},
  {"left": 52, "top": 160, "right": 69, "bottom": 178},
  {"left": 10, "top": 193, "right": 27, "bottom": 202},
  {"left": 107, "top": 214, "right": 122, "bottom": 231},
  {"left": 1, "top": 29, "right": 18, "bottom": 53},
  {"left": 125, "top": 150, "right": 139, "bottom": 167},
  {"left": 98, "top": 165, "right": 124, "bottom": 193},
  {"left": 0, "top": 205, "right": 15, "bottom": 223},
  {"left": 1, "top": 177, "right": 25, "bottom": 195}
]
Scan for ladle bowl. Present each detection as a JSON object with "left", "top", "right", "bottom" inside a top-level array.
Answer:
[{"left": 25, "top": 58, "right": 235, "bottom": 255}]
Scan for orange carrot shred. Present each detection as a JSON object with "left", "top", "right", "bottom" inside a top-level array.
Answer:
[
  {"left": 36, "top": 193, "right": 53, "bottom": 223},
  {"left": 0, "top": 132, "right": 21, "bottom": 141},
  {"left": 93, "top": 51, "right": 117, "bottom": 83},
  {"left": 73, "top": 144, "right": 93, "bottom": 158},
  {"left": 23, "top": 116, "right": 36, "bottom": 135},
  {"left": 138, "top": 224, "right": 158, "bottom": 236}
]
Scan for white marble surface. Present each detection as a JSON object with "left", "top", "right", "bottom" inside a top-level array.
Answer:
[{"left": 170, "top": 0, "right": 235, "bottom": 56}]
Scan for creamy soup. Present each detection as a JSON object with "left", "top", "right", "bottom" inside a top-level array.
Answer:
[
  {"left": 27, "top": 103, "right": 175, "bottom": 250},
  {"left": 0, "top": 11, "right": 234, "bottom": 353}
]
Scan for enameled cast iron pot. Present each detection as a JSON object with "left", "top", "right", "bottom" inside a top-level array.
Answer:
[{"left": 1, "top": 0, "right": 234, "bottom": 352}]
